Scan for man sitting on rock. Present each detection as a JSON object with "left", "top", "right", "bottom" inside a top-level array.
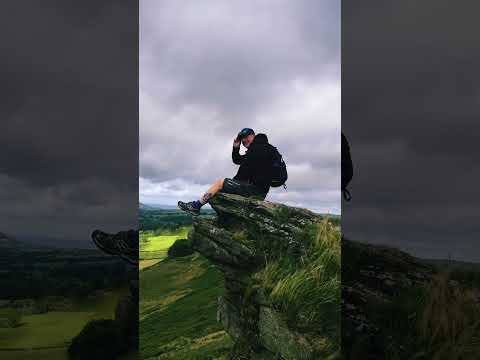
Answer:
[{"left": 178, "top": 128, "right": 275, "bottom": 216}]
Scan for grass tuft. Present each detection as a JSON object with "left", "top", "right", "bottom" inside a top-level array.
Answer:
[
  {"left": 254, "top": 217, "right": 341, "bottom": 351},
  {"left": 355, "top": 271, "right": 480, "bottom": 360},
  {"left": 416, "top": 272, "right": 480, "bottom": 360}
]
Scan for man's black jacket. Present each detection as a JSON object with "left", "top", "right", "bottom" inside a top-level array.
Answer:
[{"left": 232, "top": 133, "right": 275, "bottom": 195}]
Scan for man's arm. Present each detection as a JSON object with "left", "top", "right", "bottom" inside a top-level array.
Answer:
[
  {"left": 236, "top": 144, "right": 260, "bottom": 182},
  {"left": 232, "top": 138, "right": 245, "bottom": 165}
]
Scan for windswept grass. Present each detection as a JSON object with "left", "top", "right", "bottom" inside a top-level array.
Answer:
[
  {"left": 357, "top": 271, "right": 480, "bottom": 360},
  {"left": 415, "top": 272, "right": 480, "bottom": 360},
  {"left": 254, "top": 218, "right": 341, "bottom": 353}
]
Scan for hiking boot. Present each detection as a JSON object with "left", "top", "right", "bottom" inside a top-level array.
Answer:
[
  {"left": 91, "top": 229, "right": 138, "bottom": 265},
  {"left": 177, "top": 201, "right": 201, "bottom": 216}
]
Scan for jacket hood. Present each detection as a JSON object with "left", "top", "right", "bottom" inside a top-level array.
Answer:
[{"left": 253, "top": 133, "right": 268, "bottom": 144}]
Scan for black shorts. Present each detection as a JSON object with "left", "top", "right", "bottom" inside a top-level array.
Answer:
[{"left": 220, "top": 178, "right": 266, "bottom": 200}]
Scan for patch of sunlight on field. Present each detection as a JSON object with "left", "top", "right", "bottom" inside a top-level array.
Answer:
[
  {"left": 141, "top": 227, "right": 190, "bottom": 252},
  {"left": 140, "top": 227, "right": 191, "bottom": 264},
  {"left": 140, "top": 289, "right": 193, "bottom": 321},
  {"left": 0, "top": 288, "right": 128, "bottom": 352},
  {"left": 152, "top": 330, "right": 233, "bottom": 360},
  {"left": 190, "top": 330, "right": 231, "bottom": 351},
  {"left": 140, "top": 259, "right": 162, "bottom": 270},
  {"left": 0, "top": 311, "right": 94, "bottom": 349},
  {"left": 141, "top": 235, "right": 179, "bottom": 252}
]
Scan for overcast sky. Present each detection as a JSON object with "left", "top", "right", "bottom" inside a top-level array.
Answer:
[
  {"left": 343, "top": 0, "right": 480, "bottom": 262},
  {"left": 0, "top": 1, "right": 137, "bottom": 246},
  {"left": 139, "top": 0, "right": 341, "bottom": 214}
]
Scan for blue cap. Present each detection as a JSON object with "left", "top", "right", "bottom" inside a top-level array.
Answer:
[{"left": 237, "top": 128, "right": 255, "bottom": 139}]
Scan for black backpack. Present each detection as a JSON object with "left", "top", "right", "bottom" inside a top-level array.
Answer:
[
  {"left": 341, "top": 132, "right": 353, "bottom": 201},
  {"left": 270, "top": 146, "right": 288, "bottom": 188}
]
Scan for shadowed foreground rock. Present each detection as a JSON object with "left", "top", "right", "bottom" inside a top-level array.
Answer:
[
  {"left": 342, "top": 238, "right": 436, "bottom": 359},
  {"left": 68, "top": 273, "right": 138, "bottom": 359},
  {"left": 190, "top": 193, "right": 338, "bottom": 360},
  {"left": 342, "top": 239, "right": 480, "bottom": 358}
]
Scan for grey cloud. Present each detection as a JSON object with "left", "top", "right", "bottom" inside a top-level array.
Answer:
[
  {"left": 140, "top": 1, "right": 341, "bottom": 214},
  {"left": 141, "top": 0, "right": 340, "bottom": 114},
  {"left": 1, "top": 0, "right": 137, "bottom": 190}
]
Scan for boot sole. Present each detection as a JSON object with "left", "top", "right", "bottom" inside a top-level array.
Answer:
[
  {"left": 92, "top": 234, "right": 117, "bottom": 256},
  {"left": 93, "top": 233, "right": 138, "bottom": 265},
  {"left": 177, "top": 204, "right": 200, "bottom": 216}
]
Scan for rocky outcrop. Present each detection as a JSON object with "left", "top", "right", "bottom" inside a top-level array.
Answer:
[
  {"left": 342, "top": 238, "right": 436, "bottom": 359},
  {"left": 190, "top": 193, "right": 337, "bottom": 359},
  {"left": 68, "top": 278, "right": 139, "bottom": 359},
  {"left": 189, "top": 194, "right": 477, "bottom": 359}
]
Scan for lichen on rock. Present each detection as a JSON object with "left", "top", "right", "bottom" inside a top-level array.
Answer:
[{"left": 190, "top": 193, "right": 341, "bottom": 359}]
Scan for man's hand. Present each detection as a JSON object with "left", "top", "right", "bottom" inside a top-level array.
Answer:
[{"left": 232, "top": 138, "right": 245, "bottom": 164}]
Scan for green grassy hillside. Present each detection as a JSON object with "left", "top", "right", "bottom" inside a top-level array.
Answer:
[{"left": 140, "top": 253, "right": 233, "bottom": 359}]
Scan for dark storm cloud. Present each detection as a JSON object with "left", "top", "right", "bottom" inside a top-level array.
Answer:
[
  {"left": 343, "top": 0, "right": 480, "bottom": 261},
  {"left": 1, "top": 1, "right": 138, "bottom": 242},
  {"left": 1, "top": 0, "right": 137, "bottom": 189}
]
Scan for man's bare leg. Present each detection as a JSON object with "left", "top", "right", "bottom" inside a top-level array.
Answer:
[
  {"left": 200, "top": 178, "right": 224, "bottom": 205},
  {"left": 178, "top": 178, "right": 225, "bottom": 216}
]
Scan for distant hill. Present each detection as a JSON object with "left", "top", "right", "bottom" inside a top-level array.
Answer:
[
  {"left": 319, "top": 213, "right": 341, "bottom": 219},
  {"left": 422, "top": 258, "right": 480, "bottom": 271},
  {"left": 139, "top": 207, "right": 216, "bottom": 231},
  {"left": 0, "top": 232, "right": 22, "bottom": 249},
  {"left": 0, "top": 232, "right": 96, "bottom": 251},
  {"left": 0, "top": 232, "right": 56, "bottom": 251},
  {"left": 140, "top": 202, "right": 180, "bottom": 210},
  {"left": 139, "top": 202, "right": 154, "bottom": 210}
]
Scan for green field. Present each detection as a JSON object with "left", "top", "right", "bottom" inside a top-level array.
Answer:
[
  {"left": 139, "top": 207, "right": 215, "bottom": 231},
  {"left": 140, "top": 253, "right": 233, "bottom": 359},
  {"left": 139, "top": 209, "right": 232, "bottom": 358},
  {"left": 0, "top": 311, "right": 97, "bottom": 349},
  {"left": 140, "top": 227, "right": 191, "bottom": 269},
  {"left": 0, "top": 288, "right": 129, "bottom": 358}
]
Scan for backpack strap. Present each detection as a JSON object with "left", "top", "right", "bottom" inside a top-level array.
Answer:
[{"left": 343, "top": 189, "right": 351, "bottom": 201}]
